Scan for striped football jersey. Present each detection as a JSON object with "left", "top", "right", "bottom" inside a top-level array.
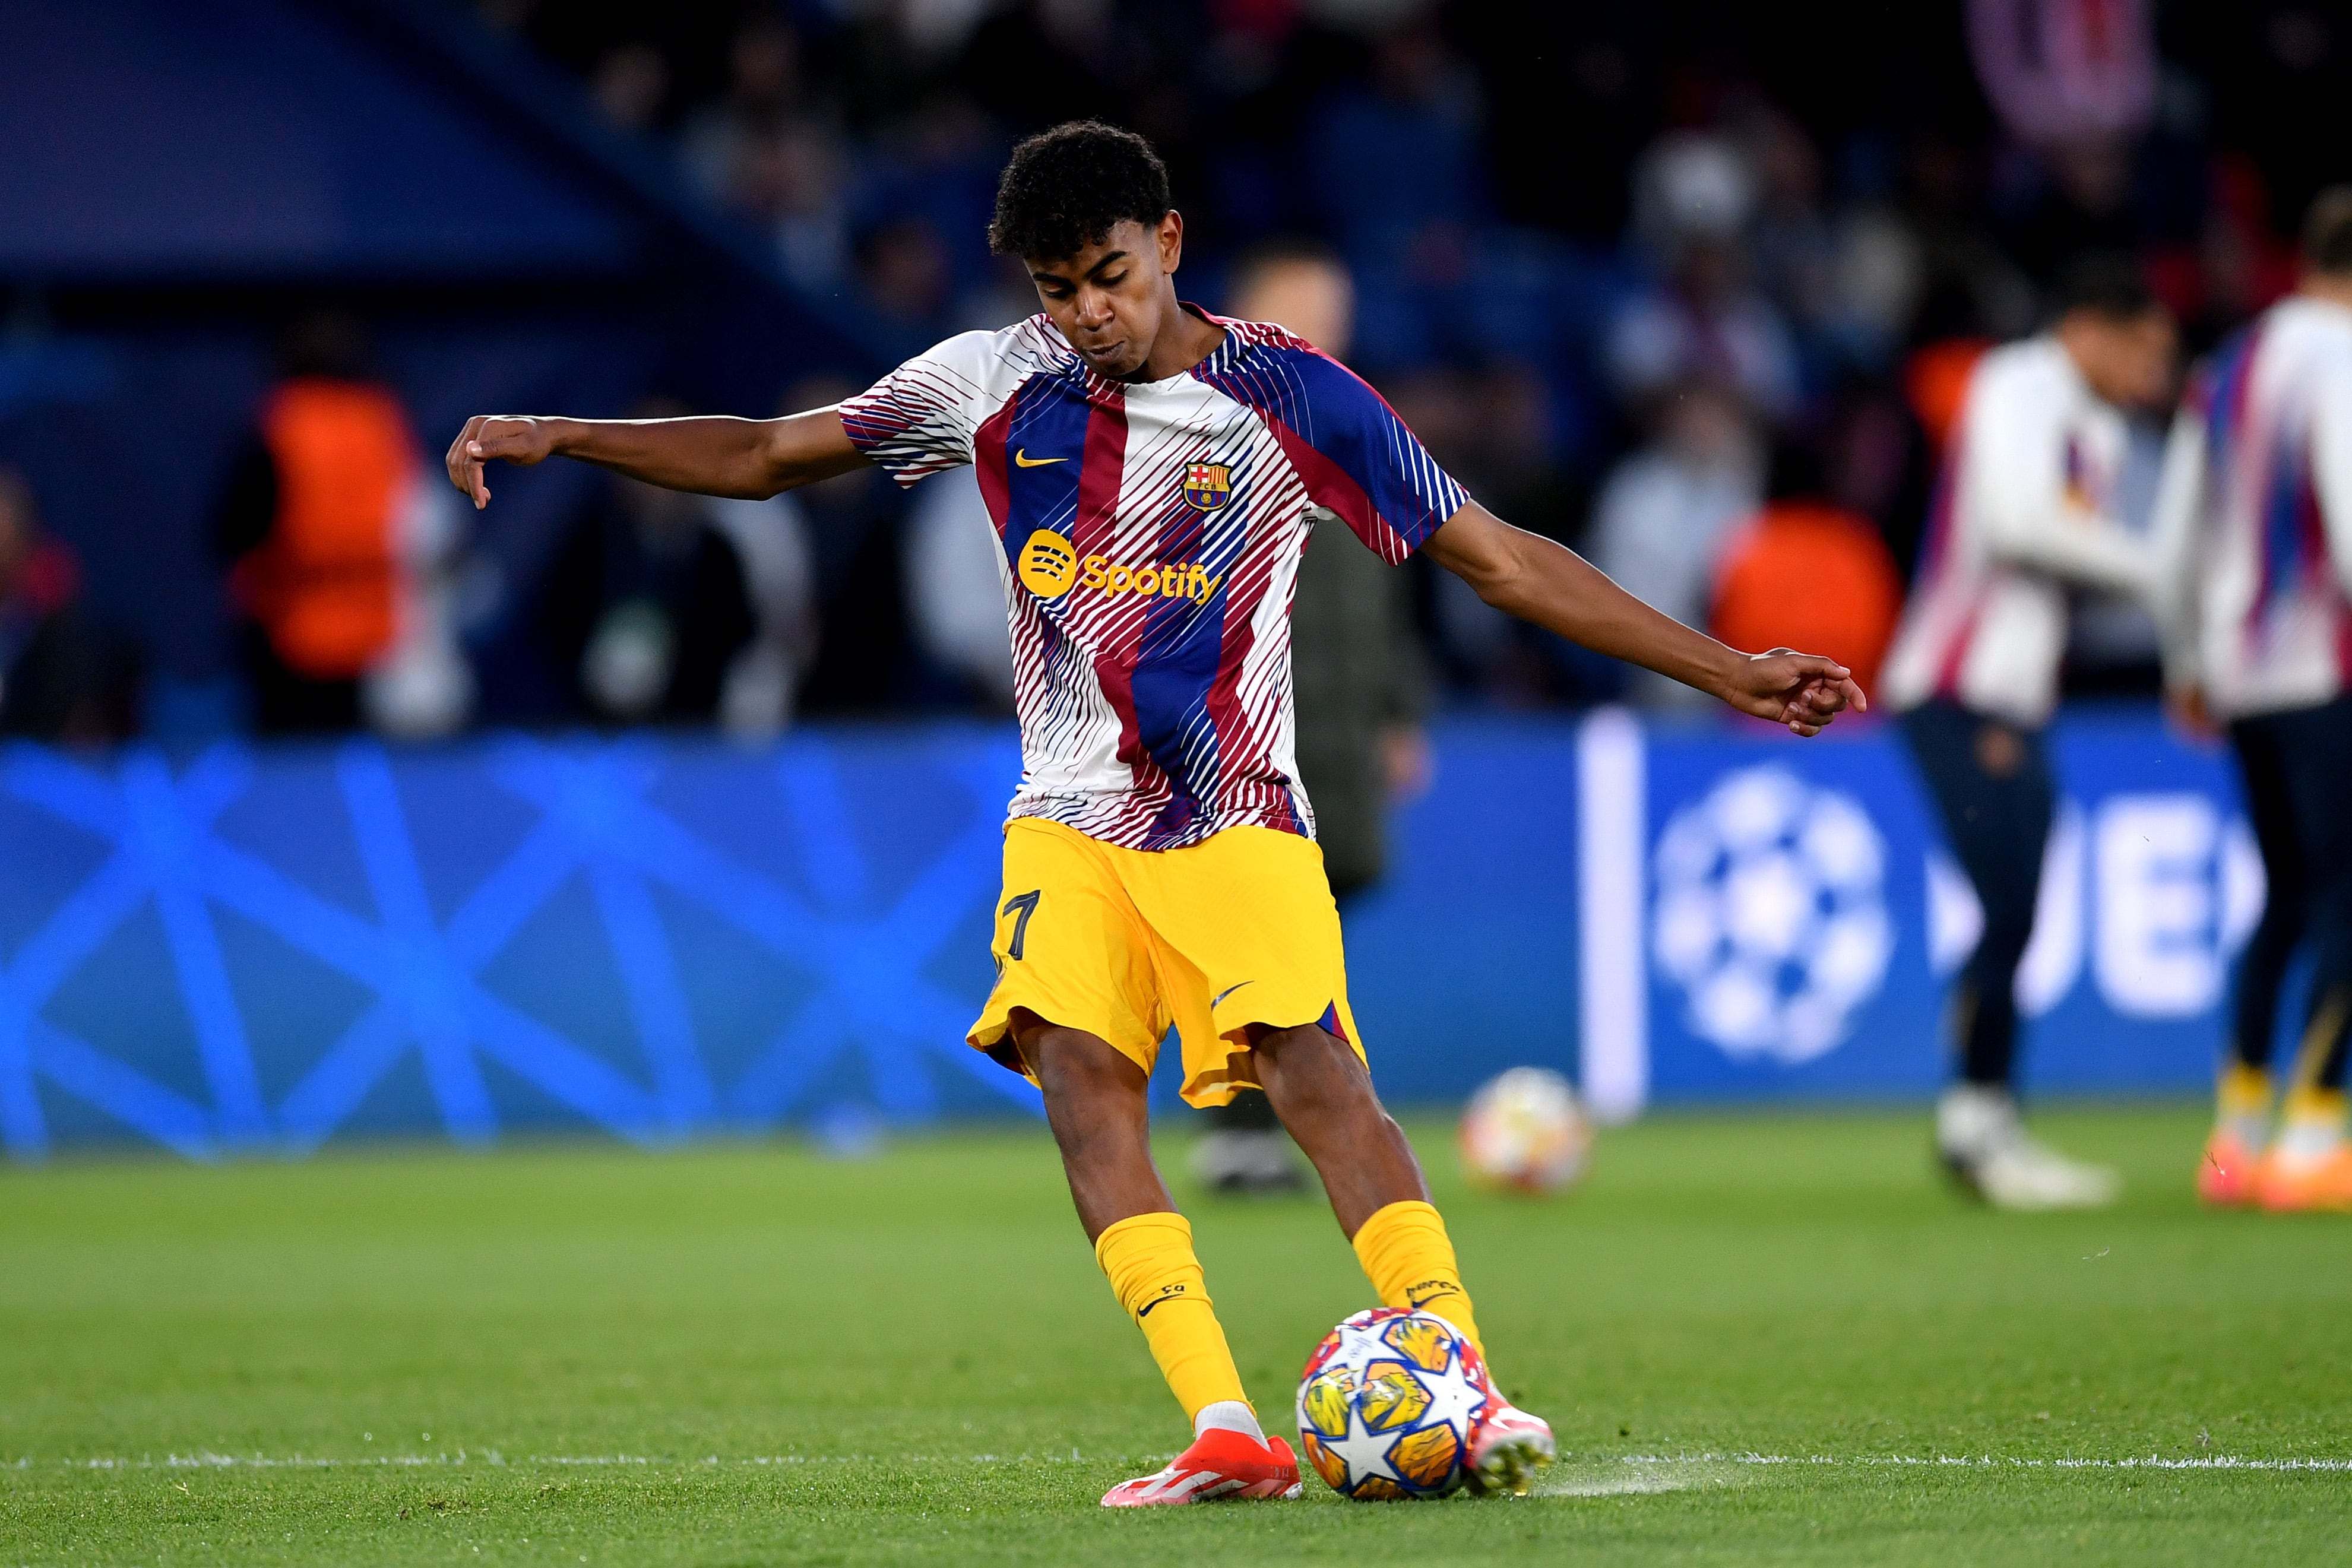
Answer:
[
  {"left": 839, "top": 308, "right": 1466, "bottom": 850},
  {"left": 2152, "top": 295, "right": 2352, "bottom": 718}
]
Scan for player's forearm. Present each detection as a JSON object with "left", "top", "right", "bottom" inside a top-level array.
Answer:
[
  {"left": 1464, "top": 526, "right": 1743, "bottom": 699},
  {"left": 2004, "top": 519, "right": 2155, "bottom": 598},
  {"left": 1975, "top": 467, "right": 2156, "bottom": 597},
  {"left": 542, "top": 416, "right": 791, "bottom": 499},
  {"left": 450, "top": 407, "right": 869, "bottom": 509}
]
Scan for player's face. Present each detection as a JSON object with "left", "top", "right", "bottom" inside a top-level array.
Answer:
[
  {"left": 1025, "top": 214, "right": 1184, "bottom": 379},
  {"left": 2063, "top": 308, "right": 2177, "bottom": 410}
]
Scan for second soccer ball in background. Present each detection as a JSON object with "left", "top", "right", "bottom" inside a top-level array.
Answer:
[{"left": 1458, "top": 1067, "right": 1593, "bottom": 1194}]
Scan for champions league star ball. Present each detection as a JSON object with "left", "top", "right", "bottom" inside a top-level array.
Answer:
[
  {"left": 1458, "top": 1067, "right": 1593, "bottom": 1194},
  {"left": 1296, "top": 1308, "right": 1495, "bottom": 1500}
]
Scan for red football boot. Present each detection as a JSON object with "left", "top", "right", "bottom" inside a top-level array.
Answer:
[
  {"left": 2198, "top": 1128, "right": 2262, "bottom": 1208},
  {"left": 1465, "top": 1399, "right": 1556, "bottom": 1496},
  {"left": 1100, "top": 1430, "right": 1303, "bottom": 1507}
]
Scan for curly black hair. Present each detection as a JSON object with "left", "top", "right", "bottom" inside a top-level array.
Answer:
[{"left": 987, "top": 121, "right": 1172, "bottom": 261}]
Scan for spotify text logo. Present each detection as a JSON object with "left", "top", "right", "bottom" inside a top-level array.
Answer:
[{"left": 1017, "top": 529, "right": 1221, "bottom": 603}]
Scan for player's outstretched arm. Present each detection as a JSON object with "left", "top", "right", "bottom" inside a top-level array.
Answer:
[
  {"left": 443, "top": 407, "right": 868, "bottom": 509},
  {"left": 1423, "top": 501, "right": 1866, "bottom": 736}
]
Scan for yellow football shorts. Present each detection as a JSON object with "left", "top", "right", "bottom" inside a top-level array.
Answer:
[{"left": 968, "top": 817, "right": 1366, "bottom": 1106}]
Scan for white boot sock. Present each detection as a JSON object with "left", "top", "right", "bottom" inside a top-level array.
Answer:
[{"left": 1193, "top": 1400, "right": 1266, "bottom": 1444}]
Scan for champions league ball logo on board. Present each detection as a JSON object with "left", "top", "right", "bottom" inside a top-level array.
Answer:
[{"left": 1650, "top": 766, "right": 1894, "bottom": 1066}]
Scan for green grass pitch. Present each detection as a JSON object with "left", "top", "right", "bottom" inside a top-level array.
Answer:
[{"left": 4, "top": 1104, "right": 2348, "bottom": 1566}]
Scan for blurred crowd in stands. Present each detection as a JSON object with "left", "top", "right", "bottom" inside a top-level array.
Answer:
[{"left": 2, "top": 0, "right": 2343, "bottom": 746}]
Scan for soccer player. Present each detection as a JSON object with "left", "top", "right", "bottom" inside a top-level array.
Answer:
[
  {"left": 2152, "top": 188, "right": 2352, "bottom": 1213},
  {"left": 1881, "top": 255, "right": 2174, "bottom": 1211},
  {"left": 445, "top": 121, "right": 1864, "bottom": 1504}
]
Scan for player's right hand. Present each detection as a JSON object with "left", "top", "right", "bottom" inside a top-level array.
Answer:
[
  {"left": 1725, "top": 648, "right": 1867, "bottom": 737},
  {"left": 445, "top": 415, "right": 563, "bottom": 509}
]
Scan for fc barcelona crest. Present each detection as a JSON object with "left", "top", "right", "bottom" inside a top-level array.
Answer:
[{"left": 1181, "top": 461, "right": 1233, "bottom": 512}]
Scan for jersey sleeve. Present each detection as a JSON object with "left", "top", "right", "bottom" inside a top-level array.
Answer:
[
  {"left": 837, "top": 331, "right": 998, "bottom": 488},
  {"left": 1962, "top": 363, "right": 2155, "bottom": 598},
  {"left": 1215, "top": 341, "right": 1468, "bottom": 562}
]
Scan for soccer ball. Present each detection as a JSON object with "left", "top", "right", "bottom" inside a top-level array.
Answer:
[
  {"left": 1458, "top": 1067, "right": 1592, "bottom": 1193},
  {"left": 1295, "top": 1308, "right": 1493, "bottom": 1500}
]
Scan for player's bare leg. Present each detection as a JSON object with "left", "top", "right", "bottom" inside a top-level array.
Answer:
[
  {"left": 1023, "top": 1015, "right": 1173, "bottom": 1240},
  {"left": 1244, "top": 1021, "right": 1426, "bottom": 1233},
  {"left": 1017, "top": 1013, "right": 1302, "bottom": 1505},
  {"left": 1250, "top": 1022, "right": 1556, "bottom": 1493}
]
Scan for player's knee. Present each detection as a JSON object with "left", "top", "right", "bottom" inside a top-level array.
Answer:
[
  {"left": 1255, "top": 1022, "right": 1378, "bottom": 1118},
  {"left": 1028, "top": 1021, "right": 1148, "bottom": 1115}
]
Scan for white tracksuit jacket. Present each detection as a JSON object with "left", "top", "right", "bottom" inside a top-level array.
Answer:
[{"left": 1882, "top": 335, "right": 2157, "bottom": 728}]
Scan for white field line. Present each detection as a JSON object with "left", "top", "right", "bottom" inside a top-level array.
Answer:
[
  {"left": 8, "top": 1450, "right": 2350, "bottom": 1475},
  {"left": 3, "top": 1451, "right": 1105, "bottom": 1471},
  {"left": 1609, "top": 1452, "right": 2352, "bottom": 1474}
]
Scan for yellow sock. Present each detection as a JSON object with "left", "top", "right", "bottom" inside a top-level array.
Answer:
[
  {"left": 2218, "top": 1063, "right": 2272, "bottom": 1120},
  {"left": 1350, "top": 1199, "right": 1484, "bottom": 1360},
  {"left": 2282, "top": 1086, "right": 2347, "bottom": 1132},
  {"left": 1094, "top": 1212, "right": 1249, "bottom": 1423}
]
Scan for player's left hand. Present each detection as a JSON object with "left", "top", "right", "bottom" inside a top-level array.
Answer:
[
  {"left": 444, "top": 414, "right": 564, "bottom": 509},
  {"left": 1723, "top": 649, "right": 1867, "bottom": 737},
  {"left": 2163, "top": 682, "right": 2220, "bottom": 745}
]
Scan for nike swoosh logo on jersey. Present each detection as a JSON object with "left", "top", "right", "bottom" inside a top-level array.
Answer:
[
  {"left": 1211, "top": 981, "right": 1253, "bottom": 1008},
  {"left": 1013, "top": 449, "right": 1067, "bottom": 467}
]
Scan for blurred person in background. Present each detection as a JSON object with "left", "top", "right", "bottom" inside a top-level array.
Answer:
[
  {"left": 1302, "top": 11, "right": 1491, "bottom": 368},
  {"left": 774, "top": 373, "right": 922, "bottom": 714},
  {"left": 1710, "top": 442, "right": 1904, "bottom": 700},
  {"left": 859, "top": 94, "right": 1022, "bottom": 327},
  {"left": 1897, "top": 133, "right": 2038, "bottom": 429},
  {"left": 1609, "top": 132, "right": 1802, "bottom": 426},
  {"left": 0, "top": 468, "right": 137, "bottom": 744},
  {"left": 1389, "top": 362, "right": 1593, "bottom": 704},
  {"left": 211, "top": 313, "right": 471, "bottom": 738},
  {"left": 705, "top": 437, "right": 821, "bottom": 743},
  {"left": 1967, "top": 0, "right": 2159, "bottom": 287},
  {"left": 1586, "top": 379, "right": 1765, "bottom": 711},
  {"left": 587, "top": 41, "right": 669, "bottom": 134},
  {"left": 1191, "top": 240, "right": 1433, "bottom": 1198},
  {"left": 733, "top": 119, "right": 855, "bottom": 296},
  {"left": 678, "top": 15, "right": 810, "bottom": 205},
  {"left": 537, "top": 402, "right": 758, "bottom": 730},
  {"left": 2154, "top": 189, "right": 2352, "bottom": 1214},
  {"left": 856, "top": 216, "right": 960, "bottom": 365},
  {"left": 1377, "top": 366, "right": 1517, "bottom": 693},
  {"left": 1734, "top": 102, "right": 1840, "bottom": 355},
  {"left": 1819, "top": 377, "right": 1938, "bottom": 582},
  {"left": 1881, "top": 255, "right": 2176, "bottom": 1210}
]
